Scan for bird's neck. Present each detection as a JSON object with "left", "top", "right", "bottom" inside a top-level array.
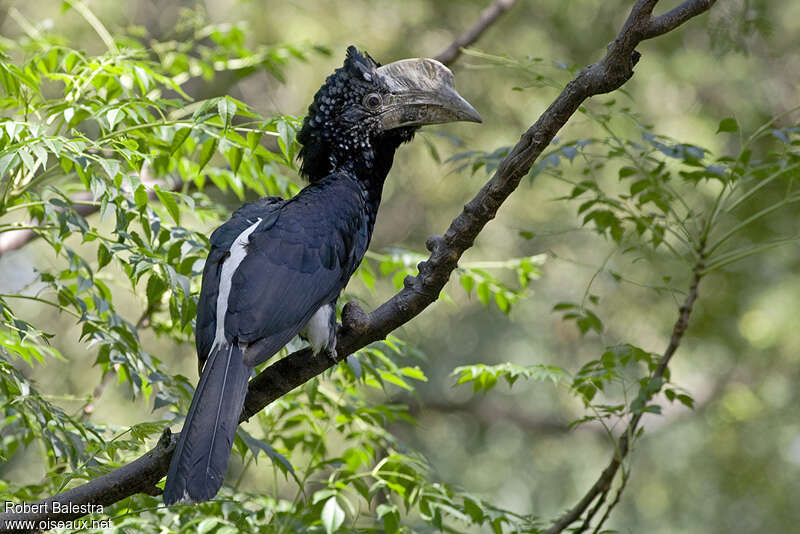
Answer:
[
  {"left": 333, "top": 134, "right": 407, "bottom": 230},
  {"left": 341, "top": 153, "right": 393, "bottom": 235}
]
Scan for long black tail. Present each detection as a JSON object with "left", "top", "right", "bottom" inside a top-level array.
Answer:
[{"left": 163, "top": 343, "right": 250, "bottom": 504}]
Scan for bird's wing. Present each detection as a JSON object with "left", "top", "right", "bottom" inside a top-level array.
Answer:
[
  {"left": 225, "top": 194, "right": 364, "bottom": 366},
  {"left": 195, "top": 197, "right": 285, "bottom": 371},
  {"left": 196, "top": 184, "right": 368, "bottom": 371}
]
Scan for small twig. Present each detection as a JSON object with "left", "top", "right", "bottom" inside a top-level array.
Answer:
[
  {"left": 575, "top": 488, "right": 609, "bottom": 534},
  {"left": 591, "top": 467, "right": 629, "bottom": 534},
  {"left": 409, "top": 398, "right": 578, "bottom": 436},
  {"left": 545, "top": 245, "right": 705, "bottom": 534},
  {"left": 78, "top": 366, "right": 118, "bottom": 422},
  {"left": 63, "top": 0, "right": 119, "bottom": 54},
  {"left": 434, "top": 0, "right": 518, "bottom": 65},
  {"left": 135, "top": 305, "right": 156, "bottom": 331}
]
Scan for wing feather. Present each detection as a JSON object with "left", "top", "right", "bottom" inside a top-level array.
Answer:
[{"left": 196, "top": 175, "right": 370, "bottom": 370}]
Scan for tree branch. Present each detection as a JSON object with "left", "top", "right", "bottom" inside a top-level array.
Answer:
[
  {"left": 405, "top": 398, "right": 577, "bottom": 436},
  {"left": 645, "top": 0, "right": 718, "bottom": 39},
  {"left": 433, "top": 0, "right": 518, "bottom": 65},
  {"left": 0, "top": 0, "right": 717, "bottom": 530},
  {"left": 544, "top": 246, "right": 706, "bottom": 534}
]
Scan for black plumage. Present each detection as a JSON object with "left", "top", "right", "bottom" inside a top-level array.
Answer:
[{"left": 163, "top": 46, "right": 480, "bottom": 505}]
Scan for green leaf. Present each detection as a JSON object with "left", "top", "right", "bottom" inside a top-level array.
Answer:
[
  {"left": 227, "top": 146, "right": 243, "bottom": 175},
  {"left": 247, "top": 130, "right": 263, "bottom": 151},
  {"left": 97, "top": 243, "right": 111, "bottom": 270},
  {"left": 677, "top": 393, "right": 695, "bottom": 409},
  {"left": 476, "top": 282, "right": 490, "bottom": 306},
  {"left": 146, "top": 274, "right": 166, "bottom": 308},
  {"left": 154, "top": 186, "right": 180, "bottom": 225},
  {"left": 197, "top": 137, "right": 218, "bottom": 173},
  {"left": 377, "top": 504, "right": 400, "bottom": 534},
  {"left": 400, "top": 366, "right": 427, "bottom": 382},
  {"left": 717, "top": 117, "right": 739, "bottom": 134},
  {"left": 495, "top": 291, "right": 510, "bottom": 313},
  {"left": 379, "top": 370, "right": 412, "bottom": 391},
  {"left": 553, "top": 302, "right": 577, "bottom": 311},
  {"left": 169, "top": 127, "right": 191, "bottom": 155},
  {"left": 519, "top": 230, "right": 535, "bottom": 240},
  {"left": 192, "top": 97, "right": 222, "bottom": 122},
  {"left": 277, "top": 118, "right": 294, "bottom": 161},
  {"left": 460, "top": 274, "right": 474, "bottom": 295},
  {"left": 106, "top": 108, "right": 122, "bottom": 130},
  {"left": 321, "top": 497, "right": 345, "bottom": 534},
  {"left": 18, "top": 149, "right": 35, "bottom": 174},
  {"left": 60, "top": 155, "right": 73, "bottom": 174},
  {"left": 0, "top": 152, "right": 18, "bottom": 179},
  {"left": 218, "top": 97, "right": 236, "bottom": 128},
  {"left": 134, "top": 184, "right": 148, "bottom": 209},
  {"left": 98, "top": 158, "right": 120, "bottom": 180},
  {"left": 197, "top": 517, "right": 221, "bottom": 534}
]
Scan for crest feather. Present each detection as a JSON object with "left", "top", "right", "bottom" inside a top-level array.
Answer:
[{"left": 297, "top": 46, "right": 380, "bottom": 180}]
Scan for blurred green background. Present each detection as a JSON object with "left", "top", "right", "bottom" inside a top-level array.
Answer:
[{"left": 1, "top": 0, "right": 798, "bottom": 532}]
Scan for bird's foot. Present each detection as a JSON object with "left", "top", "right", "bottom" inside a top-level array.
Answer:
[{"left": 317, "top": 346, "right": 338, "bottom": 366}]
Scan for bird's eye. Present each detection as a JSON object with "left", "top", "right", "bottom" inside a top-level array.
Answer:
[{"left": 363, "top": 93, "right": 382, "bottom": 110}]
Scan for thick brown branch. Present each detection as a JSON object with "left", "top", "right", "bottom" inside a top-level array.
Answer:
[
  {"left": 0, "top": 0, "right": 717, "bottom": 530},
  {"left": 433, "top": 0, "right": 518, "bottom": 65},
  {"left": 0, "top": 430, "right": 175, "bottom": 532}
]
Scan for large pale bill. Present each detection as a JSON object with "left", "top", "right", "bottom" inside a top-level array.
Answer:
[{"left": 375, "top": 58, "right": 482, "bottom": 129}]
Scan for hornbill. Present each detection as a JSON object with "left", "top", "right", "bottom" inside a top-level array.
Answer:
[{"left": 163, "top": 46, "right": 481, "bottom": 505}]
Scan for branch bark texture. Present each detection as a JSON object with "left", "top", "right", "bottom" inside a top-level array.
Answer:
[{"left": 0, "top": 0, "right": 717, "bottom": 530}]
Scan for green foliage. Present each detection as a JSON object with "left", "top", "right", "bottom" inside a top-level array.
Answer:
[
  {"left": 438, "top": 48, "right": 800, "bottom": 531},
  {"left": 361, "top": 249, "right": 544, "bottom": 314},
  {"left": 452, "top": 362, "right": 568, "bottom": 394}
]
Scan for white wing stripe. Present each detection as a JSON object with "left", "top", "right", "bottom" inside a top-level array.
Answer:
[{"left": 211, "top": 219, "right": 262, "bottom": 352}]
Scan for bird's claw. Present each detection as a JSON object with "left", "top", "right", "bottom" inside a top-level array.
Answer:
[{"left": 317, "top": 347, "right": 338, "bottom": 366}]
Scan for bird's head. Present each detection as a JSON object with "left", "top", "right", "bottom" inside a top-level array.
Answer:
[{"left": 297, "top": 46, "right": 481, "bottom": 182}]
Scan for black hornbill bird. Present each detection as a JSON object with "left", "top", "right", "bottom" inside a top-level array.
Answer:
[{"left": 163, "top": 46, "right": 481, "bottom": 504}]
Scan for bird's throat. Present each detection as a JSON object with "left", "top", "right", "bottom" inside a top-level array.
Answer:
[{"left": 334, "top": 130, "right": 412, "bottom": 232}]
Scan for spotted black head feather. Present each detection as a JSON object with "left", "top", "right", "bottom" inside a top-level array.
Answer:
[
  {"left": 297, "top": 46, "right": 414, "bottom": 182},
  {"left": 297, "top": 46, "right": 481, "bottom": 184}
]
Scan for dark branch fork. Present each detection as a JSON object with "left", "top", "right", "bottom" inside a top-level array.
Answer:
[{"left": 0, "top": 0, "right": 717, "bottom": 529}]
